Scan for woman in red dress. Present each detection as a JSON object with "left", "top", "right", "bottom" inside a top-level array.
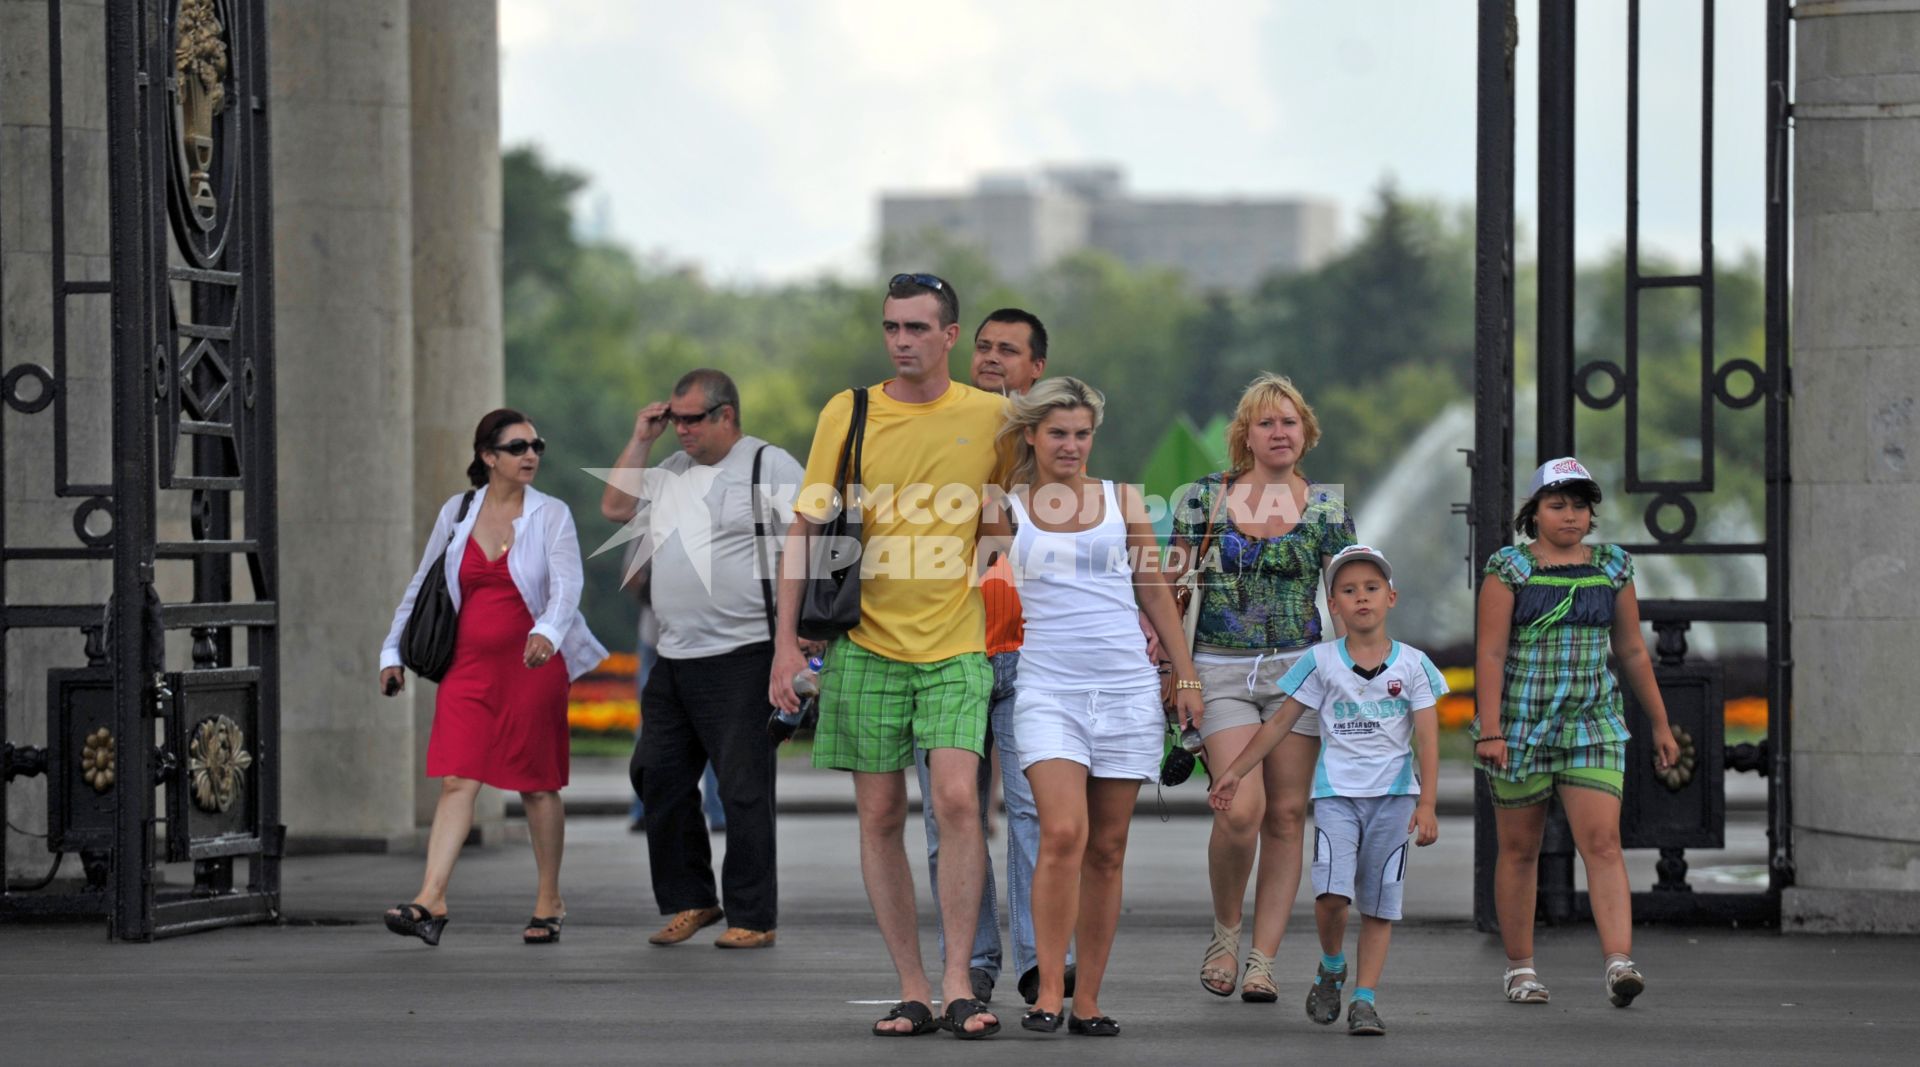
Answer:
[{"left": 378, "top": 409, "right": 608, "bottom": 945}]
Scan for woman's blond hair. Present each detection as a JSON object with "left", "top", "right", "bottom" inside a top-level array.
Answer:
[
  {"left": 996, "top": 376, "right": 1106, "bottom": 489},
  {"left": 1226, "top": 372, "right": 1321, "bottom": 475}
]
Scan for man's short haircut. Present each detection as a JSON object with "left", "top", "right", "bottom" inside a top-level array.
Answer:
[
  {"left": 976, "top": 307, "right": 1049, "bottom": 363},
  {"left": 886, "top": 272, "right": 960, "bottom": 328},
  {"left": 673, "top": 368, "right": 741, "bottom": 422}
]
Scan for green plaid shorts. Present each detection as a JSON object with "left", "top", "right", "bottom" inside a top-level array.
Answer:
[{"left": 811, "top": 639, "right": 991, "bottom": 773}]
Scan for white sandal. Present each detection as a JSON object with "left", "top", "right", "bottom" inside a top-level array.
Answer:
[
  {"left": 1504, "top": 965, "right": 1551, "bottom": 1004},
  {"left": 1200, "top": 919, "right": 1240, "bottom": 997},
  {"left": 1605, "top": 958, "right": 1645, "bottom": 1008},
  {"left": 1241, "top": 948, "right": 1278, "bottom": 1003}
]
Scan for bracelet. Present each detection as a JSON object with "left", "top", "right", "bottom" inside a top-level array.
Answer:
[
  {"left": 1474, "top": 736, "right": 1503, "bottom": 746},
  {"left": 1175, "top": 679, "right": 1203, "bottom": 691},
  {"left": 1156, "top": 665, "right": 1173, "bottom": 675}
]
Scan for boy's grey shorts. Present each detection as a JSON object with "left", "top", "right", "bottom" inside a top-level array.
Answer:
[{"left": 1311, "top": 794, "right": 1416, "bottom": 920}]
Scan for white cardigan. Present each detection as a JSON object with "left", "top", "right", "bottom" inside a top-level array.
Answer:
[{"left": 381, "top": 484, "right": 609, "bottom": 683}]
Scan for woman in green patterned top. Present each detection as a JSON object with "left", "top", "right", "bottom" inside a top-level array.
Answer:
[
  {"left": 1169, "top": 373, "right": 1354, "bottom": 1003},
  {"left": 1473, "top": 457, "right": 1680, "bottom": 1010}
]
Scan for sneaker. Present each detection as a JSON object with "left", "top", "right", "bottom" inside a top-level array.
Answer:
[
  {"left": 1606, "top": 960, "right": 1645, "bottom": 1008},
  {"left": 1306, "top": 961, "right": 1346, "bottom": 1025},
  {"left": 1346, "top": 999, "right": 1385, "bottom": 1036}
]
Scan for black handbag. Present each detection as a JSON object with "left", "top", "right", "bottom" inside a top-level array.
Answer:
[
  {"left": 797, "top": 388, "right": 867, "bottom": 641},
  {"left": 400, "top": 490, "right": 476, "bottom": 682}
]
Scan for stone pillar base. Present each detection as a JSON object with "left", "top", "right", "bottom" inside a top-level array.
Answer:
[{"left": 1783, "top": 887, "right": 1920, "bottom": 934}]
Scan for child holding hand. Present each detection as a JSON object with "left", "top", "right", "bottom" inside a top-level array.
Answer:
[{"left": 1210, "top": 545, "right": 1443, "bottom": 1036}]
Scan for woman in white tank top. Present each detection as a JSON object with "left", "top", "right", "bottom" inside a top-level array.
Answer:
[{"left": 978, "top": 377, "right": 1204, "bottom": 1036}]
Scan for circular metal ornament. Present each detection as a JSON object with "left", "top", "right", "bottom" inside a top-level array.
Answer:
[
  {"left": 3, "top": 363, "right": 57, "bottom": 414},
  {"left": 154, "top": 344, "right": 171, "bottom": 398},
  {"left": 81, "top": 728, "right": 117, "bottom": 793},
  {"left": 188, "top": 715, "right": 253, "bottom": 814},
  {"left": 241, "top": 358, "right": 257, "bottom": 409},
  {"left": 73, "top": 497, "right": 115, "bottom": 548},
  {"left": 1643, "top": 492, "right": 1698, "bottom": 545},
  {"left": 1574, "top": 360, "right": 1627, "bottom": 410},
  {"left": 1655, "top": 724, "right": 1698, "bottom": 792},
  {"left": 1714, "top": 359, "right": 1766, "bottom": 409}
]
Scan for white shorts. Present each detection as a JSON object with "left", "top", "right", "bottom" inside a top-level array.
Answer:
[
  {"left": 1012, "top": 687, "right": 1165, "bottom": 782},
  {"left": 1195, "top": 648, "right": 1321, "bottom": 741}
]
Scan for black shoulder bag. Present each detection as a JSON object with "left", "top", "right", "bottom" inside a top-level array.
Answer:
[
  {"left": 797, "top": 388, "right": 867, "bottom": 641},
  {"left": 400, "top": 490, "right": 476, "bottom": 682}
]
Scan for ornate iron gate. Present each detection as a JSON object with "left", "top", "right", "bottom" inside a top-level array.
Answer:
[
  {"left": 1471, "top": 0, "right": 1792, "bottom": 928},
  {"left": 1, "top": 0, "right": 278, "bottom": 940}
]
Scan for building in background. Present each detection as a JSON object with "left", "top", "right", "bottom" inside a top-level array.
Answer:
[{"left": 880, "top": 165, "right": 1339, "bottom": 291}]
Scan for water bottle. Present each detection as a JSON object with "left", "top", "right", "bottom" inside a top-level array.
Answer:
[{"left": 768, "top": 657, "right": 823, "bottom": 743}]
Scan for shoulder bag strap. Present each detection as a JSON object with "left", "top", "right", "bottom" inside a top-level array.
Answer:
[
  {"left": 1190, "top": 475, "right": 1230, "bottom": 575},
  {"left": 750, "top": 444, "right": 775, "bottom": 640},
  {"left": 442, "top": 489, "right": 476, "bottom": 562}
]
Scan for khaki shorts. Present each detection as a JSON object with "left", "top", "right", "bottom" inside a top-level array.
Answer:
[{"left": 1195, "top": 648, "right": 1321, "bottom": 741}]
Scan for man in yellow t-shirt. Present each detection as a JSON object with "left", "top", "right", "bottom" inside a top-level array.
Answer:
[{"left": 769, "top": 273, "right": 1006, "bottom": 1038}]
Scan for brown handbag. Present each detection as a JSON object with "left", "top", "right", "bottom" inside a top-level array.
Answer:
[{"left": 1161, "top": 475, "right": 1230, "bottom": 712}]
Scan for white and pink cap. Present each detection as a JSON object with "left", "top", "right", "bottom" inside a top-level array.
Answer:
[
  {"left": 1528, "top": 456, "right": 1597, "bottom": 497},
  {"left": 1325, "top": 544, "right": 1394, "bottom": 593}
]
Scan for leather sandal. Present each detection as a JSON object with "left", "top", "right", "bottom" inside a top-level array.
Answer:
[
  {"left": 523, "top": 914, "right": 564, "bottom": 945},
  {"left": 384, "top": 902, "right": 448, "bottom": 947},
  {"left": 1200, "top": 918, "right": 1240, "bottom": 996}
]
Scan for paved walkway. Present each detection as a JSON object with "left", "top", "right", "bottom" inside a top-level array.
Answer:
[{"left": 3, "top": 801, "right": 1907, "bottom": 1065}]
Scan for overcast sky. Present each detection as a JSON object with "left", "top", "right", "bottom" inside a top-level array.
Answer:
[{"left": 499, "top": 1, "right": 1772, "bottom": 285}]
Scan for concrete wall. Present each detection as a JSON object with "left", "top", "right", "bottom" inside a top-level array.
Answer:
[{"left": 1784, "top": 0, "right": 1920, "bottom": 933}]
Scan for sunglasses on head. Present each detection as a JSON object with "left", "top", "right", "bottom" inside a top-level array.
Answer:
[
  {"left": 890, "top": 272, "right": 947, "bottom": 292},
  {"left": 491, "top": 437, "right": 546, "bottom": 457}
]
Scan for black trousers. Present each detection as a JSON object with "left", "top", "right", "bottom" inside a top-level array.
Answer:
[{"left": 631, "top": 641, "right": 778, "bottom": 931}]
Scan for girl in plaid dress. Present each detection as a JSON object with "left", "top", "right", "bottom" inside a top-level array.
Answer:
[{"left": 1472, "top": 458, "right": 1680, "bottom": 1009}]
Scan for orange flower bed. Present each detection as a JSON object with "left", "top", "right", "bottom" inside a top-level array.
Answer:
[
  {"left": 1723, "top": 696, "right": 1768, "bottom": 732},
  {"left": 1437, "top": 694, "right": 1476, "bottom": 730},
  {"left": 569, "top": 698, "right": 639, "bottom": 735}
]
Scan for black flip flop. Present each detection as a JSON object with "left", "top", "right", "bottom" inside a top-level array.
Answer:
[
  {"left": 523, "top": 914, "right": 565, "bottom": 945},
  {"left": 944, "top": 997, "right": 1000, "bottom": 1040},
  {"left": 871, "top": 1000, "right": 939, "bottom": 1037}
]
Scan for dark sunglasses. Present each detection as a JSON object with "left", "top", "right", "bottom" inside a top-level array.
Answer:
[
  {"left": 890, "top": 272, "right": 947, "bottom": 292},
  {"left": 491, "top": 437, "right": 546, "bottom": 457},
  {"left": 665, "top": 403, "right": 723, "bottom": 429}
]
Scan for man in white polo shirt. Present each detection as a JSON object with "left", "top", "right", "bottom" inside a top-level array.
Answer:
[{"left": 602, "top": 369, "right": 804, "bottom": 949}]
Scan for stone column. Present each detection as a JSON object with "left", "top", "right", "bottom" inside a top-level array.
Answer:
[
  {"left": 408, "top": 0, "right": 505, "bottom": 831},
  {"left": 1785, "top": 1, "right": 1920, "bottom": 932},
  {"left": 2, "top": 0, "right": 113, "bottom": 877},
  {"left": 269, "top": 0, "right": 418, "bottom": 850}
]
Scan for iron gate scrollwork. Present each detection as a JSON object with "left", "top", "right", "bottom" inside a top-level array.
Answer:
[
  {"left": 1471, "top": 0, "right": 1793, "bottom": 929},
  {"left": 1, "top": 0, "right": 279, "bottom": 940}
]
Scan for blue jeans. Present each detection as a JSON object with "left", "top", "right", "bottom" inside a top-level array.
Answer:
[
  {"left": 914, "top": 650, "right": 1064, "bottom": 981},
  {"left": 628, "top": 642, "right": 726, "bottom": 830}
]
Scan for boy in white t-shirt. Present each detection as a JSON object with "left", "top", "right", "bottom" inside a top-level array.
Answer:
[{"left": 1209, "top": 545, "right": 1443, "bottom": 1036}]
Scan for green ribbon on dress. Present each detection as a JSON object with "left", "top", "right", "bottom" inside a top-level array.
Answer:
[{"left": 1516, "top": 574, "right": 1614, "bottom": 643}]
